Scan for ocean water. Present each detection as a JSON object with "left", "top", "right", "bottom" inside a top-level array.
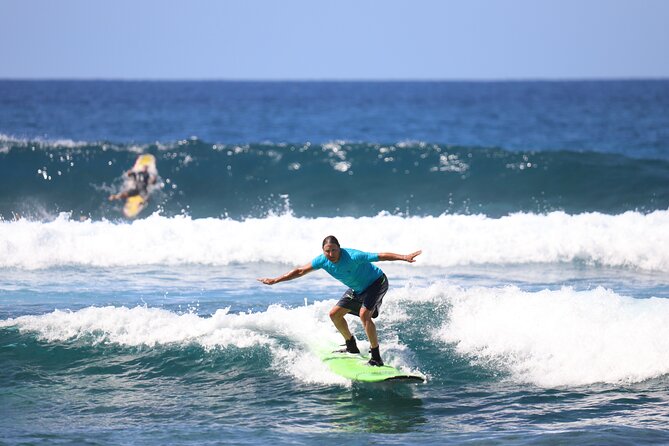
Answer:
[{"left": 1, "top": 80, "right": 669, "bottom": 445}]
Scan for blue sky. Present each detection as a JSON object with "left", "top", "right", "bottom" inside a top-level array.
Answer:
[{"left": 1, "top": 0, "right": 668, "bottom": 80}]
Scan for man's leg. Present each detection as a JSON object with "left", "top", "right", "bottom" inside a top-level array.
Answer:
[
  {"left": 329, "top": 305, "right": 360, "bottom": 353},
  {"left": 359, "top": 306, "right": 378, "bottom": 348},
  {"left": 360, "top": 306, "right": 383, "bottom": 365},
  {"left": 329, "top": 305, "right": 353, "bottom": 340}
]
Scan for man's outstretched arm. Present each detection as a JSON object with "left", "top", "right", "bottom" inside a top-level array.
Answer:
[
  {"left": 257, "top": 263, "right": 314, "bottom": 285},
  {"left": 377, "top": 250, "right": 422, "bottom": 263}
]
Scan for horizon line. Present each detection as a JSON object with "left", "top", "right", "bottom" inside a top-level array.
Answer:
[{"left": 1, "top": 76, "right": 668, "bottom": 83}]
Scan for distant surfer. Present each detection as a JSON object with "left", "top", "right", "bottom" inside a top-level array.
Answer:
[
  {"left": 108, "top": 164, "right": 157, "bottom": 201},
  {"left": 258, "top": 235, "right": 421, "bottom": 366}
]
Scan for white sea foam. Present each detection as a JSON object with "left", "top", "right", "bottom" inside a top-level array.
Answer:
[
  {"left": 430, "top": 284, "right": 669, "bottom": 387},
  {"left": 0, "top": 299, "right": 418, "bottom": 386},
  {"left": 1, "top": 210, "right": 668, "bottom": 271},
  {"left": 3, "top": 282, "right": 667, "bottom": 387},
  {"left": 0, "top": 133, "right": 90, "bottom": 150}
]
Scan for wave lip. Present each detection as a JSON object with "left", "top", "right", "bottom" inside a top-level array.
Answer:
[
  {"left": 434, "top": 284, "right": 669, "bottom": 387},
  {"left": 0, "top": 299, "right": 419, "bottom": 386},
  {"left": 4, "top": 283, "right": 669, "bottom": 387},
  {"left": 1, "top": 210, "right": 668, "bottom": 271},
  {"left": 1, "top": 140, "right": 668, "bottom": 219},
  {"left": 0, "top": 306, "right": 270, "bottom": 349}
]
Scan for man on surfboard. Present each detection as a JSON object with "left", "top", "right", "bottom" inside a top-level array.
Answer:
[
  {"left": 108, "top": 165, "right": 157, "bottom": 201},
  {"left": 258, "top": 235, "right": 421, "bottom": 366}
]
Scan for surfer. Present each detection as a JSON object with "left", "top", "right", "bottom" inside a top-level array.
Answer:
[
  {"left": 108, "top": 165, "right": 157, "bottom": 201},
  {"left": 258, "top": 235, "right": 421, "bottom": 366}
]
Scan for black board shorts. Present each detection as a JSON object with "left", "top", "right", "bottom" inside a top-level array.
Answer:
[{"left": 336, "top": 274, "right": 388, "bottom": 319}]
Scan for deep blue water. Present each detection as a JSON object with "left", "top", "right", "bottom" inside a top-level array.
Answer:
[
  {"left": 1, "top": 80, "right": 669, "bottom": 445},
  {"left": 2, "top": 80, "right": 668, "bottom": 156}
]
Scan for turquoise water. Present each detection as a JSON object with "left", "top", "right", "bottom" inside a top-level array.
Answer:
[
  {"left": 2, "top": 140, "right": 669, "bottom": 220},
  {"left": 3, "top": 264, "right": 669, "bottom": 444},
  {"left": 1, "top": 80, "right": 669, "bottom": 445}
]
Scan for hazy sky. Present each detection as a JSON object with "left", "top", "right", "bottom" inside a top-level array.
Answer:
[{"left": 1, "top": 0, "right": 668, "bottom": 80}]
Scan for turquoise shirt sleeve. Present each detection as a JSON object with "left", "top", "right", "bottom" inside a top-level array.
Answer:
[
  {"left": 311, "top": 254, "right": 326, "bottom": 270},
  {"left": 349, "top": 249, "right": 379, "bottom": 263}
]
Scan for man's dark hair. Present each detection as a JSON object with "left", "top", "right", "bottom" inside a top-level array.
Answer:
[{"left": 322, "top": 235, "right": 340, "bottom": 247}]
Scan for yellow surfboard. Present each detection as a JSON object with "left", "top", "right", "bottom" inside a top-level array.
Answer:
[
  {"left": 122, "top": 154, "right": 157, "bottom": 219},
  {"left": 132, "top": 154, "right": 157, "bottom": 174},
  {"left": 123, "top": 195, "right": 146, "bottom": 219}
]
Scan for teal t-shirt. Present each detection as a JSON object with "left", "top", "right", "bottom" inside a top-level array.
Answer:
[{"left": 311, "top": 248, "right": 383, "bottom": 293}]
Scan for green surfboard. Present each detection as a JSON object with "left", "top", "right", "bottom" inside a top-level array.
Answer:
[{"left": 321, "top": 350, "right": 425, "bottom": 383}]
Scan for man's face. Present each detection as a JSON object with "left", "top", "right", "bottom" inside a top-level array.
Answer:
[{"left": 322, "top": 243, "right": 341, "bottom": 263}]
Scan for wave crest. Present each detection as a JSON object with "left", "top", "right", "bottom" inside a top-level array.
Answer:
[{"left": 2, "top": 211, "right": 668, "bottom": 271}]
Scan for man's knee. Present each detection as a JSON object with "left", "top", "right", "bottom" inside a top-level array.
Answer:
[
  {"left": 330, "top": 306, "right": 346, "bottom": 321},
  {"left": 359, "top": 307, "right": 372, "bottom": 323}
]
